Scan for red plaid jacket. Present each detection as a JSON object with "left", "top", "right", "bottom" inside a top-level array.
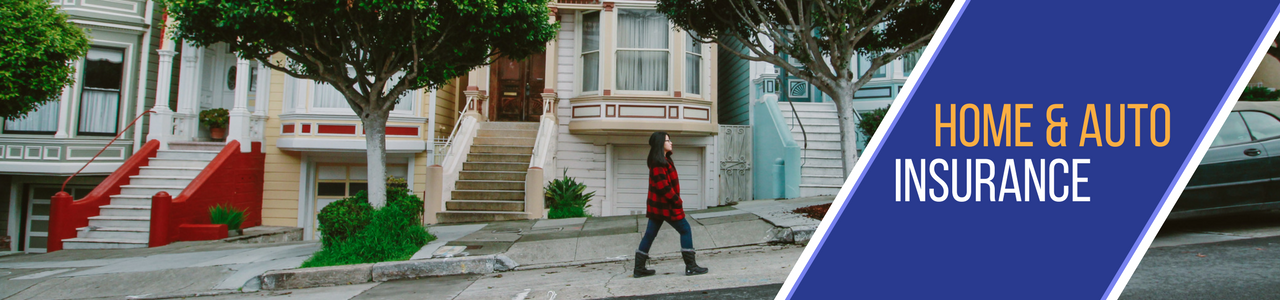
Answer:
[{"left": 646, "top": 159, "right": 685, "bottom": 221}]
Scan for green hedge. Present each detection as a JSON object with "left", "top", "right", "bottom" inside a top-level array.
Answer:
[
  {"left": 303, "top": 188, "right": 434, "bottom": 268},
  {"left": 1241, "top": 86, "right": 1280, "bottom": 102}
]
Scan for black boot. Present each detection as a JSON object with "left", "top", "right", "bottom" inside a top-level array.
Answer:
[
  {"left": 634, "top": 252, "right": 656, "bottom": 278},
  {"left": 682, "top": 250, "right": 709, "bottom": 276}
]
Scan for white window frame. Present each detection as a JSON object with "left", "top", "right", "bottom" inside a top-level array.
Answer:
[
  {"left": 613, "top": 8, "right": 673, "bottom": 96},
  {"left": 577, "top": 10, "right": 602, "bottom": 96},
  {"left": 684, "top": 33, "right": 706, "bottom": 98}
]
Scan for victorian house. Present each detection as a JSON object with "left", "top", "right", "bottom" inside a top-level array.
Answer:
[
  {"left": 1, "top": 0, "right": 165, "bottom": 253},
  {"left": 30, "top": 0, "right": 731, "bottom": 251}
]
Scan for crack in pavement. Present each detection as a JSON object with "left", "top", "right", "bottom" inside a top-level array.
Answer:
[{"left": 604, "top": 262, "right": 625, "bottom": 297}]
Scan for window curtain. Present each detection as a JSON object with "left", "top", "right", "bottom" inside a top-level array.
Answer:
[
  {"left": 5, "top": 101, "right": 60, "bottom": 132},
  {"left": 78, "top": 89, "right": 120, "bottom": 134},
  {"left": 312, "top": 82, "right": 349, "bottom": 109},
  {"left": 313, "top": 81, "right": 414, "bottom": 112},
  {"left": 617, "top": 10, "right": 668, "bottom": 91},
  {"left": 685, "top": 35, "right": 701, "bottom": 95},
  {"left": 78, "top": 47, "right": 124, "bottom": 134},
  {"left": 582, "top": 12, "right": 600, "bottom": 92}
]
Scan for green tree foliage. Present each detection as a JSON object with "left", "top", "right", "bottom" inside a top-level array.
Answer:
[
  {"left": 164, "top": 0, "right": 558, "bottom": 207},
  {"left": 1240, "top": 86, "right": 1280, "bottom": 101},
  {"left": 0, "top": 0, "right": 89, "bottom": 120},
  {"left": 657, "top": 0, "right": 950, "bottom": 174}
]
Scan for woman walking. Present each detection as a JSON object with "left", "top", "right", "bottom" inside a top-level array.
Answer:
[{"left": 634, "top": 131, "right": 709, "bottom": 277}]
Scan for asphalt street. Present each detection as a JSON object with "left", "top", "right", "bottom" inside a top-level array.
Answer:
[{"left": 1121, "top": 211, "right": 1280, "bottom": 300}]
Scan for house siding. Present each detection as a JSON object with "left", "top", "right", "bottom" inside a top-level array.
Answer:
[
  {"left": 549, "top": 11, "right": 610, "bottom": 215},
  {"left": 556, "top": 12, "right": 576, "bottom": 99},
  {"left": 717, "top": 39, "right": 750, "bottom": 125},
  {"left": 433, "top": 77, "right": 460, "bottom": 138},
  {"left": 261, "top": 68, "right": 302, "bottom": 227}
]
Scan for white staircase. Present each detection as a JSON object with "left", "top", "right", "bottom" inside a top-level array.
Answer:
[
  {"left": 61, "top": 149, "right": 219, "bottom": 249},
  {"left": 778, "top": 102, "right": 845, "bottom": 197},
  {"left": 437, "top": 122, "right": 537, "bottom": 223}
]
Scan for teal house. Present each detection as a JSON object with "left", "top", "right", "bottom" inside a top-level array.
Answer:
[{"left": 717, "top": 42, "right": 923, "bottom": 199}]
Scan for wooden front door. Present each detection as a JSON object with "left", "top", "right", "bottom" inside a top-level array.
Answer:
[{"left": 489, "top": 52, "right": 546, "bottom": 122}]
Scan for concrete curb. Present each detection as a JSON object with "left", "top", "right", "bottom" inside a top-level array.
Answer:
[
  {"left": 125, "top": 290, "right": 247, "bottom": 300},
  {"left": 766, "top": 225, "right": 817, "bottom": 245},
  {"left": 258, "top": 254, "right": 517, "bottom": 290},
  {"left": 512, "top": 244, "right": 774, "bottom": 271},
  {"left": 371, "top": 254, "right": 518, "bottom": 281}
]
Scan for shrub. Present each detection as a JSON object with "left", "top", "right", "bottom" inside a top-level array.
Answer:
[
  {"left": 858, "top": 106, "right": 891, "bottom": 143},
  {"left": 208, "top": 204, "right": 247, "bottom": 231},
  {"left": 387, "top": 187, "right": 424, "bottom": 222},
  {"left": 305, "top": 187, "right": 433, "bottom": 268},
  {"left": 315, "top": 191, "right": 374, "bottom": 248},
  {"left": 387, "top": 175, "right": 408, "bottom": 190},
  {"left": 1241, "top": 86, "right": 1280, "bottom": 102},
  {"left": 302, "top": 204, "right": 434, "bottom": 268},
  {"left": 545, "top": 169, "right": 594, "bottom": 219}
]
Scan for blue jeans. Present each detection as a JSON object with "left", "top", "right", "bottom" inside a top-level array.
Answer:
[{"left": 637, "top": 218, "right": 694, "bottom": 254}]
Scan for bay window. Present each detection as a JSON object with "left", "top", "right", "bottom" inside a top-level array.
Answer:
[
  {"left": 310, "top": 73, "right": 415, "bottom": 114},
  {"left": 78, "top": 47, "right": 125, "bottom": 135},
  {"left": 616, "top": 9, "right": 668, "bottom": 92},
  {"left": 581, "top": 12, "right": 600, "bottom": 93}
]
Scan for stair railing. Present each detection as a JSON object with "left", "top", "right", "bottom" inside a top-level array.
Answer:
[
  {"left": 61, "top": 110, "right": 154, "bottom": 192},
  {"left": 438, "top": 96, "right": 476, "bottom": 161},
  {"left": 48, "top": 110, "right": 158, "bottom": 252}
]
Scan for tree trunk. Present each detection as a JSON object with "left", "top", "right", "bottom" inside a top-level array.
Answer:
[
  {"left": 831, "top": 85, "right": 861, "bottom": 176},
  {"left": 362, "top": 113, "right": 389, "bottom": 208}
]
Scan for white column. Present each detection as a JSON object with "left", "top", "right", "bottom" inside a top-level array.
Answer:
[
  {"left": 229, "top": 58, "right": 252, "bottom": 152},
  {"left": 254, "top": 63, "right": 270, "bottom": 115},
  {"left": 174, "top": 43, "right": 203, "bottom": 141},
  {"left": 250, "top": 63, "right": 270, "bottom": 143},
  {"left": 53, "top": 82, "right": 73, "bottom": 138},
  {"left": 426, "top": 89, "right": 437, "bottom": 164},
  {"left": 148, "top": 49, "right": 178, "bottom": 150}
]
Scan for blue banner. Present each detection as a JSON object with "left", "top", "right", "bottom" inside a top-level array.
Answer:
[{"left": 782, "top": 1, "right": 1280, "bottom": 299}]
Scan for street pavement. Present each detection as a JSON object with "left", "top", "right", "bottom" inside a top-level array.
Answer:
[
  {"left": 0, "top": 196, "right": 832, "bottom": 299},
  {"left": 596, "top": 284, "right": 784, "bottom": 300},
  {"left": 1121, "top": 211, "right": 1280, "bottom": 299},
  {"left": 188, "top": 245, "right": 802, "bottom": 300}
]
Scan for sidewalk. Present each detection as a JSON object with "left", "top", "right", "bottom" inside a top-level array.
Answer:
[{"left": 0, "top": 196, "right": 835, "bottom": 299}]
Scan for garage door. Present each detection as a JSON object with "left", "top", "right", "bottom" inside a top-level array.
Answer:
[{"left": 613, "top": 146, "right": 703, "bottom": 216}]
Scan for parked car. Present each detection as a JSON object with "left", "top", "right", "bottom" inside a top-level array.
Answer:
[{"left": 1175, "top": 101, "right": 1280, "bottom": 218}]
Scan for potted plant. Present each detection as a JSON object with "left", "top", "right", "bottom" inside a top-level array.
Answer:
[
  {"left": 209, "top": 204, "right": 248, "bottom": 236},
  {"left": 200, "top": 108, "right": 230, "bottom": 140}
]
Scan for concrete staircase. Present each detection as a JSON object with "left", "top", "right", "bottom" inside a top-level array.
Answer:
[
  {"left": 437, "top": 122, "right": 538, "bottom": 223},
  {"left": 778, "top": 102, "right": 845, "bottom": 197},
  {"left": 61, "top": 146, "right": 220, "bottom": 249}
]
